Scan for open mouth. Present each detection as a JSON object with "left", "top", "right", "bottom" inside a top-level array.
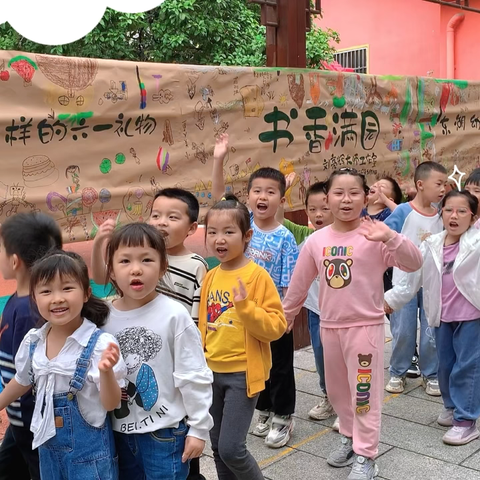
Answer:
[
  {"left": 216, "top": 247, "right": 228, "bottom": 256},
  {"left": 130, "top": 279, "right": 144, "bottom": 291},
  {"left": 449, "top": 222, "right": 459, "bottom": 228},
  {"left": 256, "top": 203, "right": 268, "bottom": 212},
  {"left": 50, "top": 307, "right": 68, "bottom": 315},
  {"left": 158, "top": 229, "right": 168, "bottom": 238},
  {"left": 340, "top": 207, "right": 352, "bottom": 212},
  {"left": 315, "top": 220, "right": 324, "bottom": 227}
]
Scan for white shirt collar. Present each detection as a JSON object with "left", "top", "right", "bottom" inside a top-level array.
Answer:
[{"left": 30, "top": 318, "right": 97, "bottom": 348}]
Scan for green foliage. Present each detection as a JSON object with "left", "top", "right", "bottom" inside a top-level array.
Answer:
[{"left": 0, "top": 0, "right": 339, "bottom": 68}]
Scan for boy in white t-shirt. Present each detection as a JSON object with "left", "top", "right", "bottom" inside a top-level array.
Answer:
[{"left": 277, "top": 178, "right": 336, "bottom": 424}]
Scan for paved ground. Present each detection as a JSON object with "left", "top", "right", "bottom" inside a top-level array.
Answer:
[{"left": 199, "top": 321, "right": 480, "bottom": 480}]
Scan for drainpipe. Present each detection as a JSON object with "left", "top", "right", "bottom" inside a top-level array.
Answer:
[{"left": 447, "top": 13, "right": 465, "bottom": 79}]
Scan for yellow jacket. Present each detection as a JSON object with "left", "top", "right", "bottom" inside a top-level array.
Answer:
[{"left": 198, "top": 262, "right": 287, "bottom": 397}]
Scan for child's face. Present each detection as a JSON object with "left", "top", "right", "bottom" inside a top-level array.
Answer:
[
  {"left": 149, "top": 196, "right": 197, "bottom": 253},
  {"left": 206, "top": 210, "right": 252, "bottom": 267},
  {"left": 306, "top": 193, "right": 333, "bottom": 230},
  {"left": 367, "top": 179, "right": 394, "bottom": 206},
  {"left": 33, "top": 273, "right": 87, "bottom": 327},
  {"left": 465, "top": 183, "right": 480, "bottom": 214},
  {"left": 417, "top": 171, "right": 447, "bottom": 204},
  {"left": 442, "top": 196, "right": 475, "bottom": 237},
  {"left": 0, "top": 238, "right": 14, "bottom": 280},
  {"left": 248, "top": 178, "right": 285, "bottom": 222},
  {"left": 111, "top": 243, "right": 163, "bottom": 305},
  {"left": 327, "top": 175, "right": 367, "bottom": 223}
]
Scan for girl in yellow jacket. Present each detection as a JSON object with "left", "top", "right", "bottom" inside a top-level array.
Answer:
[{"left": 198, "top": 194, "right": 287, "bottom": 480}]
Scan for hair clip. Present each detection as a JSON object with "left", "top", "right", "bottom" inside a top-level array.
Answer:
[{"left": 221, "top": 196, "right": 226, "bottom": 201}]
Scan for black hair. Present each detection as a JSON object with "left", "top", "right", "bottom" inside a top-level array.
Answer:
[
  {"left": 30, "top": 250, "right": 109, "bottom": 327},
  {"left": 441, "top": 190, "right": 479, "bottom": 218},
  {"left": 152, "top": 188, "right": 200, "bottom": 223},
  {"left": 204, "top": 193, "right": 251, "bottom": 251},
  {"left": 248, "top": 167, "right": 286, "bottom": 197},
  {"left": 0, "top": 212, "right": 62, "bottom": 270},
  {"left": 105, "top": 223, "right": 168, "bottom": 296},
  {"left": 381, "top": 176, "right": 403, "bottom": 205},
  {"left": 326, "top": 168, "right": 370, "bottom": 195},
  {"left": 305, "top": 181, "right": 327, "bottom": 207},
  {"left": 465, "top": 168, "right": 480, "bottom": 187},
  {"left": 413, "top": 161, "right": 447, "bottom": 187}
]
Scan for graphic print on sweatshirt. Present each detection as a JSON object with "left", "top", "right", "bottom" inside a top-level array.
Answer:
[
  {"left": 114, "top": 326, "right": 162, "bottom": 420},
  {"left": 322, "top": 244, "right": 354, "bottom": 290},
  {"left": 207, "top": 289, "right": 235, "bottom": 330}
]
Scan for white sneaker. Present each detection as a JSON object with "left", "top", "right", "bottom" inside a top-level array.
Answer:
[
  {"left": 443, "top": 424, "right": 480, "bottom": 445},
  {"left": 348, "top": 455, "right": 379, "bottom": 480},
  {"left": 332, "top": 416, "right": 340, "bottom": 432},
  {"left": 385, "top": 376, "right": 406, "bottom": 393},
  {"left": 327, "top": 435, "right": 354, "bottom": 467},
  {"left": 423, "top": 377, "right": 441, "bottom": 397},
  {"left": 252, "top": 410, "right": 271, "bottom": 437},
  {"left": 308, "top": 395, "right": 335, "bottom": 420},
  {"left": 265, "top": 414, "right": 294, "bottom": 448}
]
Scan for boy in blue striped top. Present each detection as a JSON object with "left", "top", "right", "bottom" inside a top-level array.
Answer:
[{"left": 0, "top": 212, "right": 62, "bottom": 480}]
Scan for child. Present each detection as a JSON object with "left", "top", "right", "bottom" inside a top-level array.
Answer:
[
  {"left": 384, "top": 161, "right": 447, "bottom": 395},
  {"left": 277, "top": 179, "right": 337, "bottom": 425},
  {"left": 0, "top": 251, "right": 126, "bottom": 479},
  {"left": 199, "top": 194, "right": 286, "bottom": 480},
  {"left": 283, "top": 168, "right": 422, "bottom": 480},
  {"left": 212, "top": 134, "right": 298, "bottom": 448},
  {"left": 385, "top": 190, "right": 480, "bottom": 446},
  {"left": 0, "top": 212, "right": 62, "bottom": 480},
  {"left": 92, "top": 188, "right": 208, "bottom": 480},
  {"left": 103, "top": 223, "right": 213, "bottom": 480},
  {"left": 362, "top": 177, "right": 402, "bottom": 221},
  {"left": 465, "top": 168, "right": 480, "bottom": 214}
]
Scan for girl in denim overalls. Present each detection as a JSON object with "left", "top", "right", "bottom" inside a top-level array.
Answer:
[{"left": 0, "top": 250, "right": 127, "bottom": 479}]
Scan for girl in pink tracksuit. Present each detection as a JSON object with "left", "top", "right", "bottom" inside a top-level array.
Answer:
[{"left": 283, "top": 169, "right": 422, "bottom": 480}]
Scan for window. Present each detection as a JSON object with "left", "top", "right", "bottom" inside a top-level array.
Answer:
[{"left": 334, "top": 47, "right": 368, "bottom": 74}]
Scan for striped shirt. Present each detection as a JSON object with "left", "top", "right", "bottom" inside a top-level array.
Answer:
[
  {"left": 0, "top": 294, "right": 38, "bottom": 427},
  {"left": 157, "top": 253, "right": 208, "bottom": 323}
]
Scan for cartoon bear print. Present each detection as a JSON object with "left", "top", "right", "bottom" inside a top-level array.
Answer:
[
  {"left": 358, "top": 353, "right": 373, "bottom": 367},
  {"left": 324, "top": 258, "right": 353, "bottom": 289}
]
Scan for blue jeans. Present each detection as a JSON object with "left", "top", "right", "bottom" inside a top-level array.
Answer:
[
  {"left": 307, "top": 310, "right": 327, "bottom": 395},
  {"left": 114, "top": 421, "right": 189, "bottom": 480},
  {"left": 435, "top": 320, "right": 480, "bottom": 424},
  {"left": 389, "top": 289, "right": 438, "bottom": 379}
]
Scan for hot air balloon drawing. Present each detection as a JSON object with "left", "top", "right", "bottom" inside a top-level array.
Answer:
[
  {"left": 8, "top": 56, "right": 37, "bottom": 87},
  {"left": 36, "top": 55, "right": 98, "bottom": 99}
]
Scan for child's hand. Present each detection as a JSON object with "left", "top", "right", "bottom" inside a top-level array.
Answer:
[
  {"left": 99, "top": 343, "right": 120, "bottom": 372},
  {"left": 384, "top": 300, "right": 393, "bottom": 315},
  {"left": 374, "top": 185, "right": 388, "bottom": 205},
  {"left": 95, "top": 219, "right": 115, "bottom": 243},
  {"left": 285, "top": 172, "right": 297, "bottom": 190},
  {"left": 232, "top": 278, "right": 247, "bottom": 302},
  {"left": 360, "top": 217, "right": 395, "bottom": 243},
  {"left": 182, "top": 436, "right": 205, "bottom": 463},
  {"left": 214, "top": 133, "right": 229, "bottom": 161}
]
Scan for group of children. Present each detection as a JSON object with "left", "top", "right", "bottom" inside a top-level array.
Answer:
[{"left": 0, "top": 134, "right": 479, "bottom": 480}]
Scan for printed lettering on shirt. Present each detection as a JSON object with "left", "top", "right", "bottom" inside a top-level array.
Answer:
[
  {"left": 114, "top": 326, "right": 164, "bottom": 427},
  {"left": 246, "top": 246, "right": 273, "bottom": 263},
  {"left": 207, "top": 289, "right": 235, "bottom": 331},
  {"left": 322, "top": 246, "right": 354, "bottom": 257},
  {"left": 356, "top": 353, "right": 373, "bottom": 414}
]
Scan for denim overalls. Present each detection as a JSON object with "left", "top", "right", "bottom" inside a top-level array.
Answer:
[{"left": 30, "top": 329, "right": 118, "bottom": 480}]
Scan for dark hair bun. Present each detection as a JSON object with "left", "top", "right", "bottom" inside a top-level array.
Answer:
[{"left": 223, "top": 193, "right": 240, "bottom": 202}]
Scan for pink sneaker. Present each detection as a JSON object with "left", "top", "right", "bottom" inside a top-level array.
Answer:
[{"left": 443, "top": 424, "right": 479, "bottom": 446}]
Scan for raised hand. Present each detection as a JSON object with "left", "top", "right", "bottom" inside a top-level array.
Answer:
[
  {"left": 99, "top": 343, "right": 120, "bottom": 372},
  {"left": 232, "top": 278, "right": 248, "bottom": 303},
  {"left": 214, "top": 133, "right": 229, "bottom": 162},
  {"left": 285, "top": 172, "right": 297, "bottom": 190},
  {"left": 95, "top": 219, "right": 115, "bottom": 243},
  {"left": 360, "top": 216, "right": 396, "bottom": 243}
]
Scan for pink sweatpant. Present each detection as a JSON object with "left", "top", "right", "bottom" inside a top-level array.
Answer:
[{"left": 321, "top": 324, "right": 384, "bottom": 459}]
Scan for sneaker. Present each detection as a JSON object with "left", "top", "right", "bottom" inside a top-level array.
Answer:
[
  {"left": 443, "top": 424, "right": 480, "bottom": 446},
  {"left": 308, "top": 395, "right": 335, "bottom": 420},
  {"left": 385, "top": 376, "right": 406, "bottom": 393},
  {"left": 252, "top": 410, "right": 271, "bottom": 437},
  {"left": 332, "top": 416, "right": 340, "bottom": 432},
  {"left": 437, "top": 408, "right": 454, "bottom": 427},
  {"left": 327, "top": 435, "right": 354, "bottom": 467},
  {"left": 423, "top": 377, "right": 441, "bottom": 397},
  {"left": 348, "top": 455, "right": 379, "bottom": 480},
  {"left": 406, "top": 355, "right": 420, "bottom": 378},
  {"left": 265, "top": 414, "right": 294, "bottom": 448}
]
